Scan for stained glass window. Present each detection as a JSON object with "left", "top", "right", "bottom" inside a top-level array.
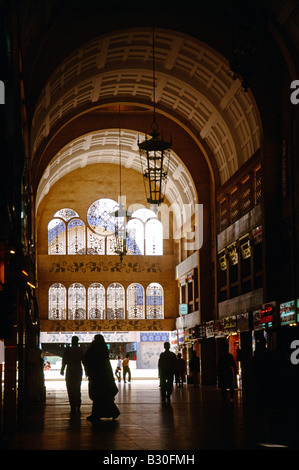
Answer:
[
  {"left": 145, "top": 219, "right": 163, "bottom": 255},
  {"left": 68, "top": 283, "right": 86, "bottom": 320},
  {"left": 48, "top": 219, "right": 66, "bottom": 254},
  {"left": 127, "top": 218, "right": 144, "bottom": 255},
  {"left": 146, "top": 283, "right": 164, "bottom": 319},
  {"left": 88, "top": 283, "right": 105, "bottom": 319},
  {"left": 48, "top": 283, "right": 66, "bottom": 320},
  {"left": 107, "top": 283, "right": 125, "bottom": 319},
  {"left": 67, "top": 219, "right": 86, "bottom": 254},
  {"left": 127, "top": 283, "right": 145, "bottom": 319},
  {"left": 54, "top": 208, "right": 79, "bottom": 221},
  {"left": 87, "top": 198, "right": 118, "bottom": 235}
]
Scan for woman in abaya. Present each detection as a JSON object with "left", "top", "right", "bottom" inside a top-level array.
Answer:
[{"left": 83, "top": 334, "right": 120, "bottom": 421}]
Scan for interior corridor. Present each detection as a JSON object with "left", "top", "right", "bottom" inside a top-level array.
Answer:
[{"left": 3, "top": 379, "right": 297, "bottom": 452}]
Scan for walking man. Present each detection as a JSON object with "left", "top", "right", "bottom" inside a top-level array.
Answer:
[
  {"left": 60, "top": 336, "right": 84, "bottom": 412},
  {"left": 158, "top": 342, "right": 177, "bottom": 402}
]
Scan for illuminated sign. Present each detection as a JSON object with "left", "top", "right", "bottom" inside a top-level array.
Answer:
[
  {"left": 179, "top": 303, "right": 188, "bottom": 315},
  {"left": 280, "top": 300, "right": 296, "bottom": 326},
  {"left": 260, "top": 305, "right": 274, "bottom": 325},
  {"left": 227, "top": 242, "right": 238, "bottom": 265},
  {"left": 240, "top": 234, "right": 251, "bottom": 259}
]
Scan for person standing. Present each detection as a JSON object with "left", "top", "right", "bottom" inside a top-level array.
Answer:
[
  {"left": 83, "top": 334, "right": 120, "bottom": 421},
  {"left": 60, "top": 336, "right": 84, "bottom": 412},
  {"left": 189, "top": 350, "right": 200, "bottom": 388},
  {"left": 158, "top": 342, "right": 177, "bottom": 402},
  {"left": 122, "top": 354, "right": 131, "bottom": 383},
  {"left": 175, "top": 352, "right": 186, "bottom": 388},
  {"left": 115, "top": 355, "right": 122, "bottom": 382},
  {"left": 217, "top": 342, "right": 238, "bottom": 402}
]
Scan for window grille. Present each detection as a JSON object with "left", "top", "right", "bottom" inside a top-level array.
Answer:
[
  {"left": 88, "top": 283, "right": 105, "bottom": 319},
  {"left": 68, "top": 219, "right": 86, "bottom": 254},
  {"left": 68, "top": 283, "right": 86, "bottom": 320},
  {"left": 127, "top": 283, "right": 145, "bottom": 319},
  {"left": 48, "top": 283, "right": 67, "bottom": 320},
  {"left": 107, "top": 283, "right": 125, "bottom": 319},
  {"left": 48, "top": 219, "right": 66, "bottom": 254},
  {"left": 146, "top": 283, "right": 164, "bottom": 319}
]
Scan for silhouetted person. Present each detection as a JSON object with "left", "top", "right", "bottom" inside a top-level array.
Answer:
[
  {"left": 122, "top": 354, "right": 131, "bottom": 383},
  {"left": 60, "top": 336, "right": 84, "bottom": 412},
  {"left": 83, "top": 334, "right": 120, "bottom": 421},
  {"left": 253, "top": 336, "right": 275, "bottom": 403},
  {"left": 189, "top": 350, "right": 200, "bottom": 388},
  {"left": 158, "top": 342, "right": 177, "bottom": 402},
  {"left": 115, "top": 356, "right": 122, "bottom": 382},
  {"left": 175, "top": 352, "right": 186, "bottom": 387},
  {"left": 217, "top": 343, "right": 238, "bottom": 402}
]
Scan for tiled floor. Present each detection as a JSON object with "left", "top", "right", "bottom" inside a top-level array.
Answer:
[{"left": 4, "top": 379, "right": 299, "bottom": 452}]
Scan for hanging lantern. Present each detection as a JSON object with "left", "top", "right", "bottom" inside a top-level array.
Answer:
[
  {"left": 138, "top": 25, "right": 171, "bottom": 208},
  {"left": 138, "top": 124, "right": 171, "bottom": 207}
]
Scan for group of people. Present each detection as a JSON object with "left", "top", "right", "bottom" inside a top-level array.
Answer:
[
  {"left": 60, "top": 335, "right": 238, "bottom": 420},
  {"left": 114, "top": 354, "right": 131, "bottom": 383},
  {"left": 158, "top": 342, "right": 201, "bottom": 403},
  {"left": 60, "top": 334, "right": 120, "bottom": 421}
]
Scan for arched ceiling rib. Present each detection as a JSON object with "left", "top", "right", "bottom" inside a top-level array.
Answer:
[
  {"left": 31, "top": 28, "right": 261, "bottom": 185},
  {"left": 36, "top": 128, "right": 198, "bottom": 232}
]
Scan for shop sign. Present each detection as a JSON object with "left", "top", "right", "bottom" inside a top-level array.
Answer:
[
  {"left": 260, "top": 304, "right": 274, "bottom": 326},
  {"left": 191, "top": 324, "right": 206, "bottom": 340},
  {"left": 240, "top": 234, "right": 251, "bottom": 259},
  {"left": 224, "top": 315, "right": 237, "bottom": 331},
  {"left": 218, "top": 249, "right": 227, "bottom": 271},
  {"left": 214, "top": 319, "right": 226, "bottom": 337},
  {"left": 227, "top": 242, "right": 238, "bottom": 265},
  {"left": 205, "top": 321, "right": 214, "bottom": 338},
  {"left": 237, "top": 312, "right": 249, "bottom": 332},
  {"left": 184, "top": 329, "right": 191, "bottom": 342},
  {"left": 280, "top": 300, "right": 297, "bottom": 326},
  {"left": 178, "top": 329, "right": 185, "bottom": 345},
  {"left": 253, "top": 310, "right": 262, "bottom": 330},
  {"left": 252, "top": 225, "right": 262, "bottom": 245},
  {"left": 140, "top": 332, "right": 170, "bottom": 342},
  {"left": 170, "top": 330, "right": 178, "bottom": 347},
  {"left": 179, "top": 303, "right": 188, "bottom": 315}
]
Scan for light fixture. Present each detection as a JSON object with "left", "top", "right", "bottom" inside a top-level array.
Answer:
[
  {"left": 113, "top": 106, "right": 131, "bottom": 262},
  {"left": 138, "top": 26, "right": 171, "bottom": 209}
]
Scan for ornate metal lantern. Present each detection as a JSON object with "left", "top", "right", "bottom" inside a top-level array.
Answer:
[
  {"left": 138, "top": 124, "right": 171, "bottom": 207},
  {"left": 138, "top": 26, "right": 171, "bottom": 208}
]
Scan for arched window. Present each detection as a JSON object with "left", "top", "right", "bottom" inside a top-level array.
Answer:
[
  {"left": 145, "top": 219, "right": 163, "bottom": 255},
  {"left": 48, "top": 283, "right": 66, "bottom": 320},
  {"left": 68, "top": 219, "right": 86, "bottom": 254},
  {"left": 88, "top": 283, "right": 105, "bottom": 319},
  {"left": 127, "top": 218, "right": 144, "bottom": 255},
  {"left": 48, "top": 219, "right": 66, "bottom": 254},
  {"left": 107, "top": 283, "right": 125, "bottom": 319},
  {"left": 68, "top": 283, "right": 86, "bottom": 320},
  {"left": 146, "top": 283, "right": 164, "bottom": 319},
  {"left": 127, "top": 283, "right": 145, "bottom": 319}
]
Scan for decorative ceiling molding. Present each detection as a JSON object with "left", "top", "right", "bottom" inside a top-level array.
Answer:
[{"left": 31, "top": 28, "right": 261, "bottom": 186}]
